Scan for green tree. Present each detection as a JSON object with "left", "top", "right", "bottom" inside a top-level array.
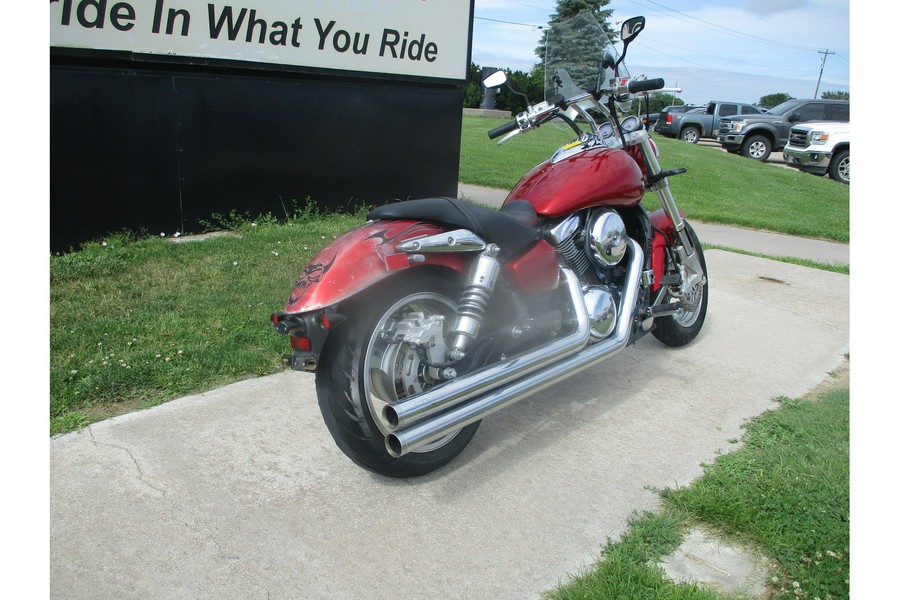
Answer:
[
  {"left": 821, "top": 90, "right": 849, "bottom": 100},
  {"left": 758, "top": 92, "right": 794, "bottom": 109},
  {"left": 536, "top": 0, "right": 616, "bottom": 61},
  {"left": 461, "top": 62, "right": 483, "bottom": 108}
]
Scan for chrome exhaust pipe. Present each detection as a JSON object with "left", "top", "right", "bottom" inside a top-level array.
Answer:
[
  {"left": 385, "top": 240, "right": 644, "bottom": 458},
  {"left": 382, "top": 267, "right": 591, "bottom": 430}
]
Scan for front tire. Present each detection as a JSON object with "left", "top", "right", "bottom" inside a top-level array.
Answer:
[
  {"left": 741, "top": 135, "right": 771, "bottom": 161},
  {"left": 652, "top": 223, "right": 709, "bottom": 347},
  {"left": 315, "top": 271, "right": 479, "bottom": 477},
  {"left": 829, "top": 149, "right": 849, "bottom": 184}
]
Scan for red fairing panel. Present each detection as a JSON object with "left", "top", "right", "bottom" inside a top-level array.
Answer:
[
  {"left": 504, "top": 147, "right": 645, "bottom": 217},
  {"left": 284, "top": 220, "right": 468, "bottom": 313}
]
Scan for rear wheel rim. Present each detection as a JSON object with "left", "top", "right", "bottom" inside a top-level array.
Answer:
[{"left": 363, "top": 292, "right": 460, "bottom": 453}]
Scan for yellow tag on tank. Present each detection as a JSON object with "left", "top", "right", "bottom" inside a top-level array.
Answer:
[{"left": 562, "top": 140, "right": 583, "bottom": 151}]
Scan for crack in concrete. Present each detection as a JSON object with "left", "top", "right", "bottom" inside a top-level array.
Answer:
[{"left": 84, "top": 425, "right": 273, "bottom": 598}]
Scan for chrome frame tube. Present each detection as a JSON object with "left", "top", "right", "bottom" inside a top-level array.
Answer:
[{"left": 385, "top": 240, "right": 644, "bottom": 458}]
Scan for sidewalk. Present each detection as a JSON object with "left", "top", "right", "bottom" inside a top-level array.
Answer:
[
  {"left": 50, "top": 250, "right": 850, "bottom": 599},
  {"left": 458, "top": 183, "right": 850, "bottom": 266}
]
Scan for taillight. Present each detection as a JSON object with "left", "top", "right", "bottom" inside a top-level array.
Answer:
[
  {"left": 666, "top": 115, "right": 673, "bottom": 124},
  {"left": 290, "top": 336, "right": 311, "bottom": 351}
]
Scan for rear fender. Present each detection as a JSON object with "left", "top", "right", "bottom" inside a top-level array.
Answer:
[{"left": 284, "top": 219, "right": 469, "bottom": 313}]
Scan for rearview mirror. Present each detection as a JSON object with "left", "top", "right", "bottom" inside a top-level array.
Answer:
[
  {"left": 483, "top": 71, "right": 508, "bottom": 89},
  {"left": 620, "top": 16, "right": 645, "bottom": 44}
]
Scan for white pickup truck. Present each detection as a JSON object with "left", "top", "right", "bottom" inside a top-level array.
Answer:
[{"left": 782, "top": 121, "right": 849, "bottom": 184}]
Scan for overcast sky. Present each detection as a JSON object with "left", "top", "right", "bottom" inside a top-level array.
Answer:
[{"left": 471, "top": 0, "right": 851, "bottom": 105}]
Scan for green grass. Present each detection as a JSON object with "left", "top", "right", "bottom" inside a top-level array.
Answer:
[
  {"left": 547, "top": 370, "right": 850, "bottom": 600},
  {"left": 49, "top": 204, "right": 364, "bottom": 435},
  {"left": 459, "top": 116, "right": 850, "bottom": 242},
  {"left": 704, "top": 245, "right": 850, "bottom": 275}
]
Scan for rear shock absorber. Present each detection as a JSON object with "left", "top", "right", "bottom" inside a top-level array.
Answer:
[{"left": 449, "top": 244, "right": 501, "bottom": 359}]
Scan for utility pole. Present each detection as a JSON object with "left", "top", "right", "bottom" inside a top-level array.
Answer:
[{"left": 814, "top": 49, "right": 834, "bottom": 99}]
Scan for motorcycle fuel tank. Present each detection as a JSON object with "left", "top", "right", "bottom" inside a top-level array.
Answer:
[{"left": 504, "top": 147, "right": 645, "bottom": 217}]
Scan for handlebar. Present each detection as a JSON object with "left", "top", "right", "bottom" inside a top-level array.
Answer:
[
  {"left": 627, "top": 78, "right": 665, "bottom": 94},
  {"left": 485, "top": 77, "right": 667, "bottom": 141},
  {"left": 488, "top": 120, "right": 520, "bottom": 140}
]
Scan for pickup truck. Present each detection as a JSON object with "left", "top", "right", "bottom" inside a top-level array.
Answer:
[
  {"left": 656, "top": 101, "right": 763, "bottom": 143},
  {"left": 782, "top": 121, "right": 849, "bottom": 184},
  {"left": 716, "top": 98, "right": 849, "bottom": 161}
]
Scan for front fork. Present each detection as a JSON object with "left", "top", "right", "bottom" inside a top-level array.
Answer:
[{"left": 634, "top": 131, "right": 707, "bottom": 299}]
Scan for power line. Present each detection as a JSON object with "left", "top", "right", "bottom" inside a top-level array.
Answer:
[
  {"left": 624, "top": 0, "right": 823, "bottom": 52},
  {"left": 474, "top": 16, "right": 546, "bottom": 30}
]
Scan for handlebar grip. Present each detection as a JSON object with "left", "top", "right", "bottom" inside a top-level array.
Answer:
[
  {"left": 488, "top": 120, "right": 519, "bottom": 140},
  {"left": 628, "top": 78, "right": 665, "bottom": 93}
]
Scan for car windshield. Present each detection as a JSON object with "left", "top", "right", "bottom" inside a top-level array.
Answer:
[
  {"left": 543, "top": 12, "right": 628, "bottom": 104},
  {"left": 764, "top": 99, "right": 802, "bottom": 116}
]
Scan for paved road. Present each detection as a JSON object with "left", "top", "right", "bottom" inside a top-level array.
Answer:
[{"left": 50, "top": 250, "right": 849, "bottom": 599}]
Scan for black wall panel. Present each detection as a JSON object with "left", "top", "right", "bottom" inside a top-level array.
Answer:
[{"left": 50, "top": 59, "right": 464, "bottom": 251}]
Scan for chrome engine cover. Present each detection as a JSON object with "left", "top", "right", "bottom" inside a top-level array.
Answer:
[
  {"left": 583, "top": 286, "right": 617, "bottom": 340},
  {"left": 585, "top": 209, "right": 627, "bottom": 267}
]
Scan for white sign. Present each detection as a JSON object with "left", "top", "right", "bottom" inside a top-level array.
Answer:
[{"left": 50, "top": 0, "right": 472, "bottom": 81}]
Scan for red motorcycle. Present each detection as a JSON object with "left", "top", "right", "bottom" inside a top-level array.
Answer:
[{"left": 272, "top": 14, "right": 708, "bottom": 477}]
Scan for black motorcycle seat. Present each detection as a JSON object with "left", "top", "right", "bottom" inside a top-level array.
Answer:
[{"left": 367, "top": 197, "right": 541, "bottom": 258}]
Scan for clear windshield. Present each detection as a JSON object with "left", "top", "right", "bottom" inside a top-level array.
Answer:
[{"left": 543, "top": 12, "right": 627, "bottom": 104}]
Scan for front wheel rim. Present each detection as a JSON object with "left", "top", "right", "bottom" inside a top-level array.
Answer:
[
  {"left": 838, "top": 157, "right": 849, "bottom": 181},
  {"left": 673, "top": 279, "right": 705, "bottom": 327},
  {"left": 749, "top": 142, "right": 766, "bottom": 158}
]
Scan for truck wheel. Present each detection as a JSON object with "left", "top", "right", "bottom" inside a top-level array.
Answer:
[
  {"left": 679, "top": 126, "right": 700, "bottom": 144},
  {"left": 741, "top": 135, "right": 771, "bottom": 161},
  {"left": 828, "top": 150, "right": 849, "bottom": 184}
]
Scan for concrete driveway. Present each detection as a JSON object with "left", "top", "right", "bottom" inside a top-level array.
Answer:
[{"left": 50, "top": 250, "right": 849, "bottom": 599}]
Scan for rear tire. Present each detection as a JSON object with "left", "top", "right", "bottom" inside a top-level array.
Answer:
[
  {"left": 315, "top": 271, "right": 479, "bottom": 477},
  {"left": 652, "top": 223, "right": 709, "bottom": 347},
  {"left": 679, "top": 126, "right": 701, "bottom": 143}
]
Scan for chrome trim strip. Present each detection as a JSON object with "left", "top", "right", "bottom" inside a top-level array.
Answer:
[{"left": 397, "top": 229, "right": 487, "bottom": 253}]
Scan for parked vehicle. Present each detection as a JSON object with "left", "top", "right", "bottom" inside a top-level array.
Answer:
[
  {"left": 653, "top": 104, "right": 700, "bottom": 132},
  {"left": 657, "top": 101, "right": 762, "bottom": 143},
  {"left": 717, "top": 99, "right": 849, "bottom": 161},
  {"left": 783, "top": 121, "right": 849, "bottom": 183},
  {"left": 272, "top": 14, "right": 708, "bottom": 477}
]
